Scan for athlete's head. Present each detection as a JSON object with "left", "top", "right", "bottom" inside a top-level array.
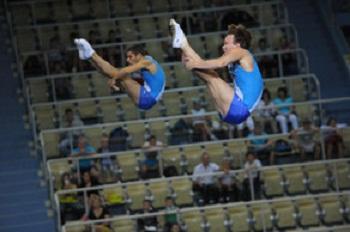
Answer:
[
  {"left": 223, "top": 24, "right": 251, "bottom": 53},
  {"left": 126, "top": 45, "right": 148, "bottom": 65}
]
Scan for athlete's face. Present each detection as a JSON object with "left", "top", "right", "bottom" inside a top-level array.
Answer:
[
  {"left": 222, "top": 34, "right": 240, "bottom": 53},
  {"left": 126, "top": 51, "right": 142, "bottom": 65}
]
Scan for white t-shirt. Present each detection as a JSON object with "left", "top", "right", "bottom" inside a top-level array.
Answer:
[
  {"left": 244, "top": 159, "right": 262, "bottom": 179},
  {"left": 193, "top": 163, "right": 220, "bottom": 185},
  {"left": 192, "top": 108, "right": 206, "bottom": 125},
  {"left": 256, "top": 100, "right": 276, "bottom": 118}
]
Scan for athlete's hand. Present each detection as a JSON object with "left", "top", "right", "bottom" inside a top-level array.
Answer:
[{"left": 108, "top": 79, "right": 120, "bottom": 91}]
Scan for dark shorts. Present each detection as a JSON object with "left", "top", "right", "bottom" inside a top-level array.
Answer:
[
  {"left": 138, "top": 86, "right": 157, "bottom": 110},
  {"left": 220, "top": 94, "right": 250, "bottom": 125}
]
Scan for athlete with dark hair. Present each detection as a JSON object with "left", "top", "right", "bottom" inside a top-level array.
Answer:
[
  {"left": 74, "top": 39, "right": 166, "bottom": 110},
  {"left": 170, "top": 19, "right": 263, "bottom": 124}
]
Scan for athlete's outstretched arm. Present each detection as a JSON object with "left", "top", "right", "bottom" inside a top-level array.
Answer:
[
  {"left": 185, "top": 48, "right": 247, "bottom": 70},
  {"left": 90, "top": 53, "right": 152, "bottom": 80}
]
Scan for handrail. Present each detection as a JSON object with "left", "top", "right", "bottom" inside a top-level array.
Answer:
[
  {"left": 31, "top": 73, "right": 318, "bottom": 108},
  {"left": 41, "top": 96, "right": 349, "bottom": 135},
  {"left": 12, "top": 1, "right": 284, "bottom": 29},
  {"left": 60, "top": 190, "right": 350, "bottom": 228}
]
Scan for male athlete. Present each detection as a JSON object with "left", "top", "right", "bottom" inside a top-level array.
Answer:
[
  {"left": 74, "top": 39, "right": 166, "bottom": 110},
  {"left": 170, "top": 19, "right": 263, "bottom": 124}
]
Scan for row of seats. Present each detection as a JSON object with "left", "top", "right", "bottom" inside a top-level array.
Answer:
[
  {"left": 15, "top": 2, "right": 288, "bottom": 53},
  {"left": 53, "top": 158, "right": 350, "bottom": 202},
  {"left": 10, "top": 0, "right": 280, "bottom": 26},
  {"left": 41, "top": 101, "right": 319, "bottom": 158},
  {"left": 31, "top": 75, "right": 311, "bottom": 132},
  {"left": 62, "top": 191, "right": 350, "bottom": 232},
  {"left": 25, "top": 47, "right": 305, "bottom": 104}
]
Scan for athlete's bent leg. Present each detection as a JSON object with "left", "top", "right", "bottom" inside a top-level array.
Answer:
[{"left": 193, "top": 69, "right": 234, "bottom": 117}]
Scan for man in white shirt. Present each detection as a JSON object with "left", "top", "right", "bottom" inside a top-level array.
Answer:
[
  {"left": 192, "top": 152, "right": 220, "bottom": 205},
  {"left": 242, "top": 152, "right": 262, "bottom": 200}
]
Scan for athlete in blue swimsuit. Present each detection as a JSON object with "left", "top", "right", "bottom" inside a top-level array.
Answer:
[
  {"left": 170, "top": 19, "right": 263, "bottom": 124},
  {"left": 74, "top": 39, "right": 165, "bottom": 110}
]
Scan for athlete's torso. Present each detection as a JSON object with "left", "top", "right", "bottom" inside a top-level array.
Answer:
[
  {"left": 140, "top": 55, "right": 166, "bottom": 100},
  {"left": 227, "top": 56, "right": 264, "bottom": 111}
]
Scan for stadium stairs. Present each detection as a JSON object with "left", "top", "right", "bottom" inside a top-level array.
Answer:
[
  {"left": 0, "top": 4, "right": 55, "bottom": 232},
  {"left": 285, "top": 0, "right": 350, "bottom": 123}
]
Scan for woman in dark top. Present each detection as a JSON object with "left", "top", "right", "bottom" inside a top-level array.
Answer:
[{"left": 87, "top": 194, "right": 111, "bottom": 232}]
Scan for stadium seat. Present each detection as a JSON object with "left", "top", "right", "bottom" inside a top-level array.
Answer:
[
  {"left": 251, "top": 202, "right": 273, "bottom": 231},
  {"left": 281, "top": 166, "right": 307, "bottom": 195},
  {"left": 304, "top": 164, "right": 330, "bottom": 193},
  {"left": 118, "top": 152, "right": 140, "bottom": 181},
  {"left": 204, "top": 208, "right": 226, "bottom": 231},
  {"left": 318, "top": 195, "right": 343, "bottom": 225},
  {"left": 228, "top": 205, "right": 251, "bottom": 231},
  {"left": 296, "top": 197, "right": 320, "bottom": 227},
  {"left": 169, "top": 178, "right": 193, "bottom": 206},
  {"left": 262, "top": 168, "right": 284, "bottom": 197},
  {"left": 271, "top": 200, "right": 297, "bottom": 229}
]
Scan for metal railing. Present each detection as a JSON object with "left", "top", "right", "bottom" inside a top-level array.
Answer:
[{"left": 55, "top": 160, "right": 350, "bottom": 231}]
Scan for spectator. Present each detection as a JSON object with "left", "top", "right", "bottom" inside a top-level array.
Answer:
[
  {"left": 170, "top": 118, "right": 191, "bottom": 145},
  {"left": 291, "top": 119, "right": 321, "bottom": 161},
  {"left": 63, "top": 108, "right": 84, "bottom": 128},
  {"left": 71, "top": 135, "right": 96, "bottom": 172},
  {"left": 236, "top": 115, "right": 255, "bottom": 138},
  {"left": 192, "top": 152, "right": 220, "bottom": 205},
  {"left": 191, "top": 100, "right": 210, "bottom": 142},
  {"left": 141, "top": 135, "right": 164, "bottom": 179},
  {"left": 273, "top": 87, "right": 299, "bottom": 134},
  {"left": 59, "top": 172, "right": 82, "bottom": 224},
  {"left": 54, "top": 76, "right": 73, "bottom": 100},
  {"left": 97, "top": 133, "right": 116, "bottom": 173},
  {"left": 242, "top": 152, "right": 262, "bottom": 201},
  {"left": 23, "top": 55, "right": 45, "bottom": 77},
  {"left": 88, "top": 29, "right": 102, "bottom": 45},
  {"left": 254, "top": 88, "right": 277, "bottom": 133},
  {"left": 210, "top": 119, "right": 229, "bottom": 140},
  {"left": 137, "top": 200, "right": 158, "bottom": 232},
  {"left": 84, "top": 194, "right": 111, "bottom": 232},
  {"left": 163, "top": 197, "right": 178, "bottom": 232},
  {"left": 270, "top": 138, "right": 294, "bottom": 165},
  {"left": 48, "top": 33, "right": 65, "bottom": 71},
  {"left": 246, "top": 123, "right": 273, "bottom": 165},
  {"left": 170, "top": 224, "right": 183, "bottom": 232},
  {"left": 219, "top": 160, "right": 240, "bottom": 203},
  {"left": 79, "top": 171, "right": 100, "bottom": 196},
  {"left": 322, "top": 117, "right": 345, "bottom": 159}
]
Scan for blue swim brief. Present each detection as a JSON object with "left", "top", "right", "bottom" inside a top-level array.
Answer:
[
  {"left": 220, "top": 94, "right": 250, "bottom": 125},
  {"left": 138, "top": 86, "right": 157, "bottom": 110}
]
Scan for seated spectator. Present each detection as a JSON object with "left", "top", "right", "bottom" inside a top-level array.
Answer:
[
  {"left": 63, "top": 108, "right": 84, "bottom": 128},
  {"left": 59, "top": 172, "right": 82, "bottom": 224},
  {"left": 236, "top": 115, "right": 255, "bottom": 138},
  {"left": 273, "top": 87, "right": 299, "bottom": 134},
  {"left": 141, "top": 135, "right": 164, "bottom": 179},
  {"left": 137, "top": 200, "right": 158, "bottom": 232},
  {"left": 163, "top": 197, "right": 178, "bottom": 231},
  {"left": 210, "top": 119, "right": 229, "bottom": 140},
  {"left": 270, "top": 138, "right": 295, "bottom": 165},
  {"left": 170, "top": 224, "right": 183, "bottom": 232},
  {"left": 192, "top": 152, "right": 220, "bottom": 205},
  {"left": 322, "top": 117, "right": 345, "bottom": 159},
  {"left": 97, "top": 134, "right": 117, "bottom": 173},
  {"left": 54, "top": 76, "right": 73, "bottom": 100},
  {"left": 246, "top": 123, "right": 273, "bottom": 165},
  {"left": 71, "top": 135, "right": 96, "bottom": 172},
  {"left": 254, "top": 88, "right": 278, "bottom": 133},
  {"left": 83, "top": 194, "right": 111, "bottom": 232},
  {"left": 191, "top": 100, "right": 210, "bottom": 142},
  {"left": 242, "top": 152, "right": 262, "bottom": 201},
  {"left": 291, "top": 119, "right": 321, "bottom": 161},
  {"left": 79, "top": 170, "right": 100, "bottom": 196},
  {"left": 170, "top": 118, "right": 191, "bottom": 145},
  {"left": 219, "top": 160, "right": 240, "bottom": 203},
  {"left": 109, "top": 127, "right": 129, "bottom": 151}
]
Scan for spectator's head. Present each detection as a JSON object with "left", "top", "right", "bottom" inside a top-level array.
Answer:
[
  {"left": 148, "top": 135, "right": 157, "bottom": 146},
  {"left": 224, "top": 24, "right": 251, "bottom": 53},
  {"left": 171, "top": 224, "right": 181, "bottom": 232},
  {"left": 192, "top": 99, "right": 201, "bottom": 110},
  {"left": 100, "top": 133, "right": 109, "bottom": 150},
  {"left": 327, "top": 117, "right": 337, "bottom": 127},
  {"left": 258, "top": 38, "right": 267, "bottom": 50},
  {"left": 201, "top": 152, "right": 210, "bottom": 166},
  {"left": 246, "top": 151, "right": 256, "bottom": 163},
  {"left": 77, "top": 135, "right": 87, "bottom": 149},
  {"left": 90, "top": 165, "right": 100, "bottom": 179},
  {"left": 143, "top": 200, "right": 152, "bottom": 211},
  {"left": 61, "top": 172, "right": 72, "bottom": 189},
  {"left": 82, "top": 171, "right": 92, "bottom": 185},
  {"left": 164, "top": 196, "right": 175, "bottom": 208},
  {"left": 277, "top": 86, "right": 288, "bottom": 99},
  {"left": 222, "top": 159, "right": 231, "bottom": 172},
  {"left": 65, "top": 108, "right": 74, "bottom": 123},
  {"left": 302, "top": 118, "right": 312, "bottom": 130},
  {"left": 89, "top": 193, "right": 102, "bottom": 210},
  {"left": 126, "top": 45, "right": 148, "bottom": 65},
  {"left": 262, "top": 88, "right": 272, "bottom": 103}
]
